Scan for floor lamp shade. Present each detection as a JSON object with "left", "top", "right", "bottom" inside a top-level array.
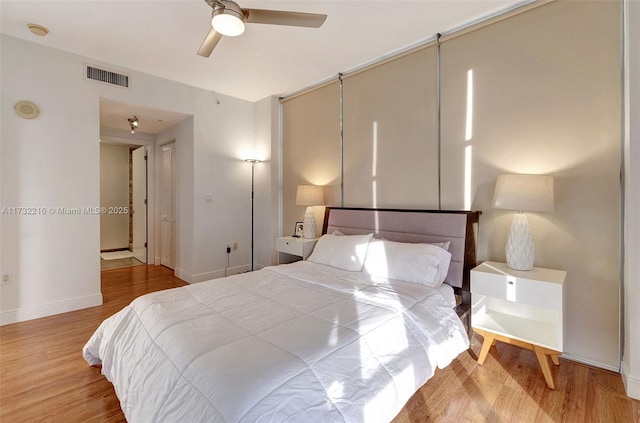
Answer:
[
  {"left": 493, "top": 174, "right": 554, "bottom": 270},
  {"left": 295, "top": 185, "right": 324, "bottom": 238}
]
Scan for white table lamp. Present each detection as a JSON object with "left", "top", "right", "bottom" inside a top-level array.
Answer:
[
  {"left": 295, "top": 185, "right": 324, "bottom": 239},
  {"left": 493, "top": 174, "right": 554, "bottom": 270}
]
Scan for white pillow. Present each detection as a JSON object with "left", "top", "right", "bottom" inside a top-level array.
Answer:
[
  {"left": 363, "top": 239, "right": 452, "bottom": 288},
  {"left": 431, "top": 241, "right": 451, "bottom": 251},
  {"left": 367, "top": 235, "right": 450, "bottom": 252},
  {"left": 308, "top": 233, "right": 373, "bottom": 271}
]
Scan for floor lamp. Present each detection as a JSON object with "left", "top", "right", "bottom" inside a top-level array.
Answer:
[{"left": 245, "top": 159, "right": 261, "bottom": 271}]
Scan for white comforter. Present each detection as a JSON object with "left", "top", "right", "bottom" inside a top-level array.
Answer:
[{"left": 83, "top": 261, "right": 469, "bottom": 423}]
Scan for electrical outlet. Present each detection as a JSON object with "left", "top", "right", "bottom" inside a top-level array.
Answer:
[
  {"left": 1, "top": 272, "right": 11, "bottom": 285},
  {"left": 233, "top": 243, "right": 238, "bottom": 251},
  {"left": 226, "top": 244, "right": 231, "bottom": 254}
]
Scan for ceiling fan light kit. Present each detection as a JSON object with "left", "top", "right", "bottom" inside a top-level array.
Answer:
[
  {"left": 211, "top": 1, "right": 245, "bottom": 36},
  {"left": 198, "top": 0, "right": 327, "bottom": 57}
]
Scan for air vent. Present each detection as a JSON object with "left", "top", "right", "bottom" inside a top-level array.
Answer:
[{"left": 85, "top": 65, "right": 129, "bottom": 88}]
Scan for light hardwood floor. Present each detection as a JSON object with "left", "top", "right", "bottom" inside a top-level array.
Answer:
[{"left": 1, "top": 265, "right": 638, "bottom": 422}]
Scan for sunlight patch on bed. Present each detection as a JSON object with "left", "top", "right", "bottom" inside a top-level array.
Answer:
[
  {"left": 363, "top": 363, "right": 416, "bottom": 422},
  {"left": 327, "top": 379, "right": 345, "bottom": 399},
  {"left": 352, "top": 268, "right": 412, "bottom": 392},
  {"left": 350, "top": 242, "right": 370, "bottom": 264},
  {"left": 362, "top": 239, "right": 389, "bottom": 279},
  {"left": 328, "top": 325, "right": 340, "bottom": 347}
]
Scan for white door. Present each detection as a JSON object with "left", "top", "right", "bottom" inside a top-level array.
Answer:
[
  {"left": 160, "top": 144, "right": 176, "bottom": 269},
  {"left": 132, "top": 146, "right": 147, "bottom": 263}
]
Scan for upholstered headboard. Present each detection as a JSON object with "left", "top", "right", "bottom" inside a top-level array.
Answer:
[{"left": 322, "top": 208, "right": 480, "bottom": 293}]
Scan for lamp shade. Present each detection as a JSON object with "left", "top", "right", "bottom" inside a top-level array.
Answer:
[
  {"left": 295, "top": 185, "right": 324, "bottom": 206},
  {"left": 493, "top": 174, "right": 554, "bottom": 213}
]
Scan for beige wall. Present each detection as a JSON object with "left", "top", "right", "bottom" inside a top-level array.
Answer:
[
  {"left": 282, "top": 82, "right": 341, "bottom": 237},
  {"left": 343, "top": 46, "right": 439, "bottom": 208},
  {"left": 440, "top": 0, "right": 621, "bottom": 368},
  {"left": 254, "top": 96, "right": 282, "bottom": 268},
  {"left": 622, "top": 0, "right": 640, "bottom": 399},
  {"left": 281, "top": 0, "right": 622, "bottom": 369},
  {"left": 100, "top": 144, "right": 130, "bottom": 250}
]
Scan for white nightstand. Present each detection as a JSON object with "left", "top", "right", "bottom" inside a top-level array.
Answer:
[
  {"left": 471, "top": 261, "right": 566, "bottom": 389},
  {"left": 276, "top": 236, "right": 318, "bottom": 264}
]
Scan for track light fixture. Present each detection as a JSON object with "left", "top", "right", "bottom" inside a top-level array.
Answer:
[{"left": 128, "top": 116, "right": 139, "bottom": 134}]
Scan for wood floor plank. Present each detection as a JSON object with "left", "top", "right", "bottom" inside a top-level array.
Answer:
[
  {"left": 1, "top": 264, "right": 638, "bottom": 422},
  {"left": 0, "top": 265, "right": 185, "bottom": 423}
]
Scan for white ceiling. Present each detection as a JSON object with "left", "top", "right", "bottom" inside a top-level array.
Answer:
[
  {"left": 1, "top": 0, "right": 525, "bottom": 104},
  {"left": 99, "top": 98, "right": 192, "bottom": 135}
]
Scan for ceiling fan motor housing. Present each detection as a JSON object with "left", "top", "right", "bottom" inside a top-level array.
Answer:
[{"left": 212, "top": 0, "right": 244, "bottom": 22}]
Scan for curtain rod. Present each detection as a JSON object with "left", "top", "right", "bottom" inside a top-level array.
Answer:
[
  {"left": 439, "top": 0, "right": 553, "bottom": 43},
  {"left": 280, "top": 0, "right": 551, "bottom": 103},
  {"left": 280, "top": 39, "right": 437, "bottom": 103}
]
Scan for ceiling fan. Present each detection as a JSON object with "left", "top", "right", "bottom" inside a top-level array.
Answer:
[{"left": 197, "top": 0, "right": 328, "bottom": 57}]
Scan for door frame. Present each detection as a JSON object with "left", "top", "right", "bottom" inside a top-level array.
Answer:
[
  {"left": 158, "top": 141, "right": 177, "bottom": 269},
  {"left": 155, "top": 139, "right": 179, "bottom": 274},
  {"left": 99, "top": 136, "right": 155, "bottom": 267}
]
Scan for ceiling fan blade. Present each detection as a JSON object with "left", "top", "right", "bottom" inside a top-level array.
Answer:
[
  {"left": 242, "top": 9, "right": 327, "bottom": 28},
  {"left": 197, "top": 27, "right": 223, "bottom": 57}
]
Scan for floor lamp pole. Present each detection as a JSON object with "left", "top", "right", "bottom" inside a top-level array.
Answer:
[{"left": 245, "top": 159, "right": 261, "bottom": 271}]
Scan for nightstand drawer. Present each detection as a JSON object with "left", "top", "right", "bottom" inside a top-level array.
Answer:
[
  {"left": 276, "top": 237, "right": 304, "bottom": 256},
  {"left": 471, "top": 262, "right": 565, "bottom": 310},
  {"left": 275, "top": 237, "right": 318, "bottom": 262}
]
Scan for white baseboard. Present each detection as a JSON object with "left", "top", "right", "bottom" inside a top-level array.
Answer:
[
  {"left": 560, "top": 352, "right": 620, "bottom": 373},
  {"left": 621, "top": 360, "right": 640, "bottom": 400},
  {"left": 191, "top": 265, "right": 251, "bottom": 283},
  {"left": 174, "top": 265, "right": 251, "bottom": 284},
  {"left": 0, "top": 293, "right": 103, "bottom": 326},
  {"left": 174, "top": 267, "right": 193, "bottom": 284}
]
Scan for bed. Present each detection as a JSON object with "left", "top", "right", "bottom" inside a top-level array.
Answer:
[{"left": 84, "top": 208, "right": 479, "bottom": 422}]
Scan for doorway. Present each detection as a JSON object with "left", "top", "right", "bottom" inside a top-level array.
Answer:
[
  {"left": 131, "top": 146, "right": 148, "bottom": 264},
  {"left": 99, "top": 143, "right": 148, "bottom": 271},
  {"left": 99, "top": 97, "right": 190, "bottom": 273}
]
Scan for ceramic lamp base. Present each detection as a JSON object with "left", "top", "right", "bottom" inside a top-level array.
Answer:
[
  {"left": 303, "top": 206, "right": 317, "bottom": 238},
  {"left": 506, "top": 213, "right": 535, "bottom": 271}
]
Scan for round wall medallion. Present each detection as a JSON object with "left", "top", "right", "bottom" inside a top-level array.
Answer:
[
  {"left": 27, "top": 23, "right": 49, "bottom": 37},
  {"left": 14, "top": 100, "right": 40, "bottom": 119}
]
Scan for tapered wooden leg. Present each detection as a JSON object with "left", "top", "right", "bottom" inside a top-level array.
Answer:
[
  {"left": 533, "top": 345, "right": 555, "bottom": 389},
  {"left": 476, "top": 330, "right": 496, "bottom": 365},
  {"left": 473, "top": 328, "right": 560, "bottom": 388}
]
